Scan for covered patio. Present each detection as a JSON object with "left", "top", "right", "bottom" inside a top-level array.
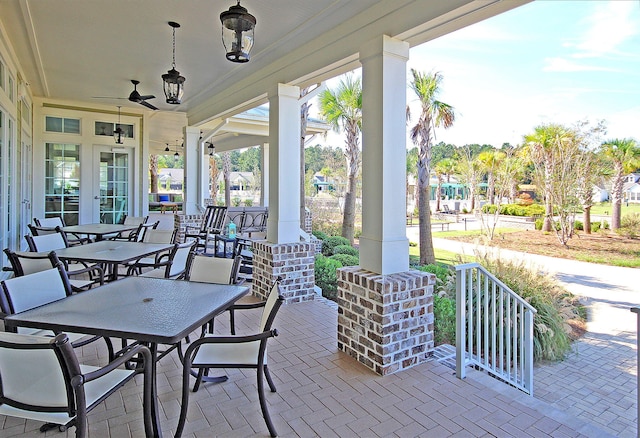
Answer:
[{"left": 0, "top": 1, "right": 616, "bottom": 437}]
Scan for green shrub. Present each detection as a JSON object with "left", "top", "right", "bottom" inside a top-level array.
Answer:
[
  {"left": 243, "top": 199, "right": 253, "bottom": 206},
  {"left": 592, "top": 220, "right": 609, "bottom": 232},
  {"left": 574, "top": 220, "right": 583, "bottom": 230},
  {"left": 433, "top": 294, "right": 456, "bottom": 345},
  {"left": 329, "top": 253, "right": 359, "bottom": 266},
  {"left": 322, "top": 236, "right": 351, "bottom": 256},
  {"left": 232, "top": 197, "right": 242, "bottom": 207},
  {"left": 618, "top": 213, "right": 640, "bottom": 238},
  {"left": 312, "top": 230, "right": 329, "bottom": 241},
  {"left": 416, "top": 264, "right": 456, "bottom": 346},
  {"left": 535, "top": 218, "right": 543, "bottom": 230},
  {"left": 524, "top": 204, "right": 545, "bottom": 216},
  {"left": 481, "top": 204, "right": 498, "bottom": 214},
  {"left": 333, "top": 245, "right": 359, "bottom": 257},
  {"left": 314, "top": 254, "right": 342, "bottom": 301}
]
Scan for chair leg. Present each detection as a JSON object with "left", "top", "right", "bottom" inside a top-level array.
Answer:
[
  {"left": 229, "top": 308, "right": 236, "bottom": 335},
  {"left": 193, "top": 368, "right": 206, "bottom": 392},
  {"left": 264, "top": 365, "right": 277, "bottom": 392},
  {"left": 257, "top": 364, "right": 278, "bottom": 437},
  {"left": 104, "top": 337, "right": 115, "bottom": 362},
  {"left": 175, "top": 355, "right": 193, "bottom": 438}
]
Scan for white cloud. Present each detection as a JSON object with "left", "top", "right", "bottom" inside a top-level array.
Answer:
[
  {"left": 571, "top": 1, "right": 638, "bottom": 57},
  {"left": 542, "top": 57, "right": 614, "bottom": 73}
]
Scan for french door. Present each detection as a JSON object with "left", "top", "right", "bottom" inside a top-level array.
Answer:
[{"left": 93, "top": 147, "right": 133, "bottom": 224}]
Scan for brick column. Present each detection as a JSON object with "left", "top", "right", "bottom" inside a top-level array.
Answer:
[
  {"left": 337, "top": 267, "right": 435, "bottom": 375},
  {"left": 252, "top": 241, "right": 315, "bottom": 303}
]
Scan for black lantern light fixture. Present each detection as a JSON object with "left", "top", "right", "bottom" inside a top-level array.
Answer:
[
  {"left": 174, "top": 141, "right": 180, "bottom": 159},
  {"left": 113, "top": 106, "right": 125, "bottom": 144},
  {"left": 162, "top": 21, "right": 186, "bottom": 104},
  {"left": 164, "top": 143, "right": 170, "bottom": 152},
  {"left": 207, "top": 142, "right": 215, "bottom": 156},
  {"left": 220, "top": 1, "right": 256, "bottom": 63}
]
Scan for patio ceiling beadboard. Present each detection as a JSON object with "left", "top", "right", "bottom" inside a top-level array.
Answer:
[{"left": 0, "top": 0, "right": 529, "bottom": 154}]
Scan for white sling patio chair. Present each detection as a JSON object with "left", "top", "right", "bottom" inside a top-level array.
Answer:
[{"left": 0, "top": 331, "right": 155, "bottom": 437}]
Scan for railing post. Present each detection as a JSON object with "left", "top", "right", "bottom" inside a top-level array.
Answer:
[
  {"left": 456, "top": 265, "right": 468, "bottom": 379},
  {"left": 631, "top": 307, "right": 640, "bottom": 438},
  {"left": 524, "top": 309, "right": 534, "bottom": 396}
]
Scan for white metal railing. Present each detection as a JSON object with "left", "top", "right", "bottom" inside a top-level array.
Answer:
[
  {"left": 455, "top": 263, "right": 537, "bottom": 395},
  {"left": 630, "top": 306, "right": 640, "bottom": 432}
]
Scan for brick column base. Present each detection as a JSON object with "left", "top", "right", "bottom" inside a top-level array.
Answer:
[
  {"left": 252, "top": 241, "right": 316, "bottom": 303},
  {"left": 337, "top": 267, "right": 435, "bottom": 375}
]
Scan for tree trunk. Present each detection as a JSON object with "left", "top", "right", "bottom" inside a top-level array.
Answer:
[
  {"left": 543, "top": 196, "right": 554, "bottom": 232},
  {"left": 342, "top": 173, "right": 357, "bottom": 244},
  {"left": 223, "top": 151, "right": 231, "bottom": 207},
  {"left": 149, "top": 155, "right": 159, "bottom": 194},
  {"left": 611, "top": 165, "right": 624, "bottom": 230},
  {"left": 418, "top": 179, "right": 435, "bottom": 265},
  {"left": 583, "top": 206, "right": 591, "bottom": 234}
]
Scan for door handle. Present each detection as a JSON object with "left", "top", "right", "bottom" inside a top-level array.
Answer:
[{"left": 94, "top": 196, "right": 100, "bottom": 200}]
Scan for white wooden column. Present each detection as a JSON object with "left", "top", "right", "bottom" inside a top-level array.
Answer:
[
  {"left": 199, "top": 141, "right": 209, "bottom": 207},
  {"left": 267, "top": 84, "right": 300, "bottom": 243},
  {"left": 183, "top": 126, "right": 201, "bottom": 215},
  {"left": 261, "top": 142, "right": 269, "bottom": 207},
  {"left": 358, "top": 35, "right": 410, "bottom": 275}
]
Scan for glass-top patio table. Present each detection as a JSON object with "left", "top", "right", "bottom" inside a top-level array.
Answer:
[
  {"left": 61, "top": 223, "right": 140, "bottom": 241},
  {"left": 5, "top": 276, "right": 249, "bottom": 438},
  {"left": 54, "top": 240, "right": 174, "bottom": 281}
]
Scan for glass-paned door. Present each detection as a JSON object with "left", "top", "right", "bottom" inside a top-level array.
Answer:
[
  {"left": 44, "top": 143, "right": 80, "bottom": 225},
  {"left": 94, "top": 148, "right": 131, "bottom": 224}
]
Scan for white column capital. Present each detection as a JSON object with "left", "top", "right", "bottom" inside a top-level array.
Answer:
[{"left": 359, "top": 35, "right": 410, "bottom": 64}]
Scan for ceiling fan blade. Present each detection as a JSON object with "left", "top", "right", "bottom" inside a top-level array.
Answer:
[
  {"left": 138, "top": 95, "right": 155, "bottom": 101},
  {"left": 138, "top": 100, "right": 158, "bottom": 111}
]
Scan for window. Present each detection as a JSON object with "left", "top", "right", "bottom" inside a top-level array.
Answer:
[
  {"left": 45, "top": 116, "right": 80, "bottom": 134},
  {"left": 44, "top": 143, "right": 80, "bottom": 225},
  {"left": 95, "top": 121, "right": 134, "bottom": 138}
]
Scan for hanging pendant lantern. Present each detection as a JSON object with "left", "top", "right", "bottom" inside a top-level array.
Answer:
[
  {"left": 162, "top": 21, "right": 186, "bottom": 104},
  {"left": 220, "top": 1, "right": 256, "bottom": 63},
  {"left": 113, "top": 106, "right": 125, "bottom": 144}
]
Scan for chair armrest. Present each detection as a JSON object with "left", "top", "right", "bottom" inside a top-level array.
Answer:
[
  {"left": 67, "top": 263, "right": 105, "bottom": 285},
  {"left": 81, "top": 343, "right": 152, "bottom": 382},
  {"left": 230, "top": 300, "right": 265, "bottom": 311},
  {"left": 184, "top": 329, "right": 278, "bottom": 360}
]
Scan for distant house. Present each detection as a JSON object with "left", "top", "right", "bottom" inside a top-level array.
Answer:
[
  {"left": 158, "top": 168, "right": 183, "bottom": 191},
  {"left": 623, "top": 173, "right": 640, "bottom": 203},
  {"left": 313, "top": 174, "right": 334, "bottom": 193},
  {"left": 217, "top": 172, "right": 255, "bottom": 191}
]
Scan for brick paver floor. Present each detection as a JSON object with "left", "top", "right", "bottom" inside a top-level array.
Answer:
[{"left": 0, "top": 294, "right": 616, "bottom": 437}]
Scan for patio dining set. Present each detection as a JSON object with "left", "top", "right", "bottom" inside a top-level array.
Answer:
[{"left": 0, "top": 205, "right": 281, "bottom": 437}]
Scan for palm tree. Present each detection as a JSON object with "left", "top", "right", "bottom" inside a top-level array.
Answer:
[
  {"left": 600, "top": 138, "right": 640, "bottom": 230},
  {"left": 477, "top": 149, "right": 506, "bottom": 205},
  {"left": 524, "top": 124, "right": 572, "bottom": 232},
  {"left": 319, "top": 75, "right": 362, "bottom": 244},
  {"left": 149, "top": 155, "right": 159, "bottom": 194},
  {"left": 408, "top": 69, "right": 455, "bottom": 265}
]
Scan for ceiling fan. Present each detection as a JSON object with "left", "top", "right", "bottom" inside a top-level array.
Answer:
[{"left": 93, "top": 80, "right": 158, "bottom": 110}]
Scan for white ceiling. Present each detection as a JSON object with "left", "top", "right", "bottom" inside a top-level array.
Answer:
[{"left": 0, "top": 0, "right": 529, "bottom": 154}]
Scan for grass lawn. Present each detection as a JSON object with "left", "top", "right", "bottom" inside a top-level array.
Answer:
[{"left": 589, "top": 202, "right": 640, "bottom": 216}]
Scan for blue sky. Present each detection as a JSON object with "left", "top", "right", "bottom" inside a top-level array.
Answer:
[
  {"left": 315, "top": 1, "right": 640, "bottom": 150},
  {"left": 406, "top": 0, "right": 640, "bottom": 148}
]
